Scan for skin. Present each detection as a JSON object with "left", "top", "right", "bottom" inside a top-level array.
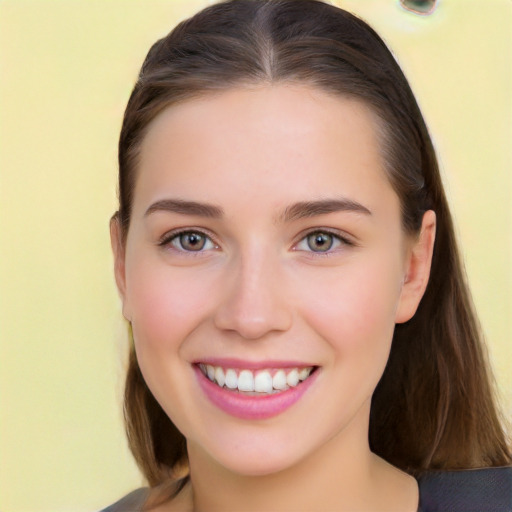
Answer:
[{"left": 111, "top": 84, "right": 436, "bottom": 511}]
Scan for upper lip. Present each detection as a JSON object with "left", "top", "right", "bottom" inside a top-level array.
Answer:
[{"left": 192, "top": 357, "right": 317, "bottom": 370}]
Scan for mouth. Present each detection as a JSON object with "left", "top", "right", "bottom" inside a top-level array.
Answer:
[
  {"left": 197, "top": 363, "right": 316, "bottom": 395},
  {"left": 194, "top": 361, "right": 319, "bottom": 420}
]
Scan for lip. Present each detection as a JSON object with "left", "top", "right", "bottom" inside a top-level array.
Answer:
[
  {"left": 194, "top": 363, "right": 319, "bottom": 420},
  {"left": 192, "top": 357, "right": 313, "bottom": 371}
]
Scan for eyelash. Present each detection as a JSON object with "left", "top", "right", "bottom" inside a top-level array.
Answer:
[{"left": 158, "top": 228, "right": 354, "bottom": 255}]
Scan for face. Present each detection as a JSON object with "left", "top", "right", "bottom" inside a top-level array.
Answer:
[{"left": 112, "top": 85, "right": 434, "bottom": 477}]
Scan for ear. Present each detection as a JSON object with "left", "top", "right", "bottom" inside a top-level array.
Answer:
[
  {"left": 395, "top": 210, "right": 436, "bottom": 324},
  {"left": 110, "top": 215, "right": 131, "bottom": 321}
]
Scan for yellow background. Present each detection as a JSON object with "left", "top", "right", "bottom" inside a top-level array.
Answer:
[{"left": 0, "top": 1, "right": 510, "bottom": 510}]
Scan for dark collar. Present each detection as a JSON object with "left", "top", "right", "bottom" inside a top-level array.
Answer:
[{"left": 417, "top": 467, "right": 512, "bottom": 512}]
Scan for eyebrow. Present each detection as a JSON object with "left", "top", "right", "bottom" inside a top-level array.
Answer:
[
  {"left": 145, "top": 199, "right": 224, "bottom": 218},
  {"left": 144, "top": 197, "right": 371, "bottom": 221},
  {"left": 281, "top": 198, "right": 372, "bottom": 222}
]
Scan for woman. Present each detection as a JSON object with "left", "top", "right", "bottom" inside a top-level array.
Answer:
[{"left": 104, "top": 0, "right": 512, "bottom": 510}]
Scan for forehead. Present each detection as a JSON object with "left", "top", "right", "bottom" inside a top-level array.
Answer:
[{"left": 134, "top": 84, "right": 397, "bottom": 218}]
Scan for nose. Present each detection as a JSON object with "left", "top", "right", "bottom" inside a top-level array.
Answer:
[{"left": 213, "top": 248, "right": 293, "bottom": 340}]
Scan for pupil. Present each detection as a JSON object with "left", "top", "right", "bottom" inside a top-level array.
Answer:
[
  {"left": 181, "top": 232, "right": 205, "bottom": 251},
  {"left": 308, "top": 233, "right": 333, "bottom": 252}
]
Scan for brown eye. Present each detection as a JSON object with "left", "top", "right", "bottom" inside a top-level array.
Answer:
[
  {"left": 178, "top": 232, "right": 207, "bottom": 251},
  {"left": 306, "top": 232, "right": 335, "bottom": 252},
  {"left": 294, "top": 230, "right": 352, "bottom": 254},
  {"left": 163, "top": 231, "right": 215, "bottom": 252}
]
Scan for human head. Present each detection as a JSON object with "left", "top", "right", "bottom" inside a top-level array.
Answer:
[{"left": 112, "top": 0, "right": 510, "bottom": 487}]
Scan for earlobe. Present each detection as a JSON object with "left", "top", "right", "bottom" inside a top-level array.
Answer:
[
  {"left": 110, "top": 215, "right": 130, "bottom": 318},
  {"left": 395, "top": 210, "right": 436, "bottom": 324}
]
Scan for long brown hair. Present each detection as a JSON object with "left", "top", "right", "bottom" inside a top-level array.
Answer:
[{"left": 114, "top": 0, "right": 511, "bottom": 494}]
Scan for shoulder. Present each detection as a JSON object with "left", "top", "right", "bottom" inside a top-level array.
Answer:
[
  {"left": 99, "top": 488, "right": 149, "bottom": 512},
  {"left": 417, "top": 467, "right": 512, "bottom": 512}
]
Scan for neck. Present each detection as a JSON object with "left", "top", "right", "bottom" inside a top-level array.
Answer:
[{"left": 186, "top": 403, "right": 418, "bottom": 511}]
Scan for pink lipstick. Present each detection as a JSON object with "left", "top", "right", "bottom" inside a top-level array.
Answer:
[{"left": 194, "top": 362, "right": 318, "bottom": 420}]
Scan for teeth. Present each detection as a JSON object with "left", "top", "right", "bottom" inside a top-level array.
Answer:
[
  {"left": 200, "top": 364, "right": 314, "bottom": 394},
  {"left": 225, "top": 369, "right": 238, "bottom": 389},
  {"left": 214, "top": 366, "right": 225, "bottom": 387},
  {"left": 254, "top": 371, "right": 273, "bottom": 393},
  {"left": 238, "top": 370, "right": 255, "bottom": 392},
  {"left": 299, "top": 367, "right": 311, "bottom": 380},
  {"left": 286, "top": 369, "right": 299, "bottom": 387},
  {"left": 272, "top": 370, "right": 287, "bottom": 390}
]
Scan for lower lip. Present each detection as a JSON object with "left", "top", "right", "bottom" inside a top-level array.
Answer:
[{"left": 194, "top": 366, "right": 318, "bottom": 420}]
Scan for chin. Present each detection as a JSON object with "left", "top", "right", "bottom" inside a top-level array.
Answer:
[
  {"left": 216, "top": 451, "right": 302, "bottom": 477},
  {"left": 189, "top": 429, "right": 310, "bottom": 478}
]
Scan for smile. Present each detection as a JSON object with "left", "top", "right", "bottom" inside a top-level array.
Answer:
[
  {"left": 198, "top": 364, "right": 315, "bottom": 395},
  {"left": 194, "top": 362, "right": 319, "bottom": 420}
]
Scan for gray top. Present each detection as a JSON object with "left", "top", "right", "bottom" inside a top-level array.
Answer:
[
  {"left": 100, "top": 488, "right": 148, "bottom": 512},
  {"left": 100, "top": 467, "right": 512, "bottom": 512}
]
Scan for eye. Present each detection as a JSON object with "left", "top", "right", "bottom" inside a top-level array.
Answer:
[
  {"left": 161, "top": 230, "right": 216, "bottom": 252},
  {"left": 295, "top": 231, "right": 349, "bottom": 253}
]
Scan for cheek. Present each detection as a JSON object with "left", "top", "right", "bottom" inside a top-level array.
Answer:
[
  {"left": 125, "top": 254, "right": 218, "bottom": 350},
  {"left": 298, "top": 254, "right": 402, "bottom": 357},
  {"left": 124, "top": 258, "right": 219, "bottom": 432}
]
